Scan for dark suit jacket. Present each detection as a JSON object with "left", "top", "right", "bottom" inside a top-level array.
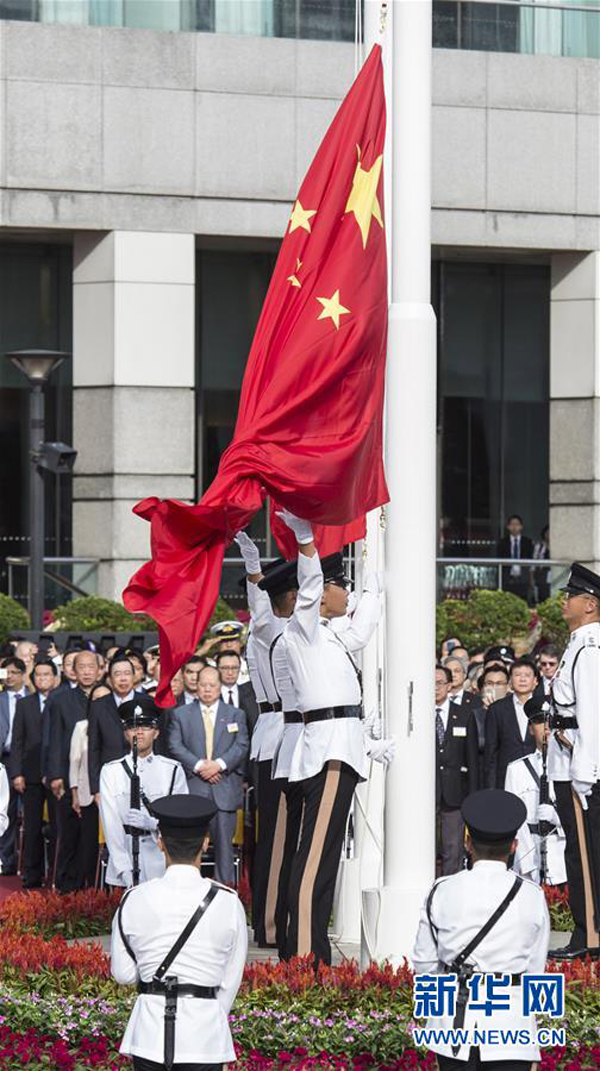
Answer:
[
  {"left": 46, "top": 686, "right": 89, "bottom": 787},
  {"left": 484, "top": 694, "right": 536, "bottom": 789},
  {"left": 497, "top": 535, "right": 534, "bottom": 593},
  {"left": 169, "top": 699, "right": 249, "bottom": 811},
  {"left": 236, "top": 681, "right": 260, "bottom": 737},
  {"left": 436, "top": 700, "right": 479, "bottom": 809},
  {"left": 10, "top": 693, "right": 47, "bottom": 783}
]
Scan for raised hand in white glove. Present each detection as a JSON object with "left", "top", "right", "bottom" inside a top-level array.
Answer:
[
  {"left": 362, "top": 708, "right": 382, "bottom": 740},
  {"left": 275, "top": 509, "right": 313, "bottom": 545},
  {"left": 366, "top": 736, "right": 396, "bottom": 765},
  {"left": 572, "top": 779, "right": 593, "bottom": 810},
  {"left": 234, "top": 530, "right": 261, "bottom": 576},
  {"left": 363, "top": 571, "right": 383, "bottom": 595},
  {"left": 124, "top": 807, "right": 158, "bottom": 832},
  {"left": 537, "top": 803, "right": 558, "bottom": 826}
]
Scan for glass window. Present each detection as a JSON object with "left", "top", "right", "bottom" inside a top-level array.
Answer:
[{"left": 434, "top": 261, "right": 549, "bottom": 558}]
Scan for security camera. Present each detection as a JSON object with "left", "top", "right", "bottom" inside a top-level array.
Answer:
[{"left": 38, "top": 442, "right": 77, "bottom": 474}]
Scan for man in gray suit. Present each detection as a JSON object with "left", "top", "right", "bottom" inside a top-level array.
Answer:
[{"left": 169, "top": 664, "right": 249, "bottom": 885}]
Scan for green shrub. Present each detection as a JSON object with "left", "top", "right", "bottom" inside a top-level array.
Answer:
[
  {"left": 537, "top": 591, "right": 569, "bottom": 648},
  {"left": 208, "top": 596, "right": 240, "bottom": 631},
  {"left": 52, "top": 596, "right": 155, "bottom": 633},
  {"left": 436, "top": 589, "right": 531, "bottom": 651},
  {"left": 0, "top": 594, "right": 30, "bottom": 644}
]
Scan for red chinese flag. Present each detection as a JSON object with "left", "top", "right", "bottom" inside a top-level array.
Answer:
[{"left": 124, "top": 45, "right": 388, "bottom": 704}]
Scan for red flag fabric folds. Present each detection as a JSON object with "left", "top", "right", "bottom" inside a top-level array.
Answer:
[{"left": 124, "top": 45, "right": 388, "bottom": 704}]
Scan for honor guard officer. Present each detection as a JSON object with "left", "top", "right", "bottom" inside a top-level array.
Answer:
[
  {"left": 548, "top": 562, "right": 600, "bottom": 960},
  {"left": 413, "top": 789, "right": 550, "bottom": 1071},
  {"left": 112, "top": 795, "right": 247, "bottom": 1071},
  {"left": 234, "top": 530, "right": 298, "bottom": 947},
  {"left": 504, "top": 696, "right": 567, "bottom": 886},
  {"left": 210, "top": 620, "right": 249, "bottom": 683},
  {"left": 277, "top": 509, "right": 394, "bottom": 967},
  {"left": 99, "top": 696, "right": 188, "bottom": 888}
]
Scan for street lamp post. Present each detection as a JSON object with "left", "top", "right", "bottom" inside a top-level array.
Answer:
[{"left": 4, "top": 350, "right": 70, "bottom": 630}]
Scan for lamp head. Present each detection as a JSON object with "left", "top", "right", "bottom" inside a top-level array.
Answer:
[{"left": 5, "top": 349, "right": 70, "bottom": 385}]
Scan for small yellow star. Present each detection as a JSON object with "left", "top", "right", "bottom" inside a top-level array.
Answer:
[
  {"left": 289, "top": 200, "right": 316, "bottom": 234},
  {"left": 345, "top": 145, "right": 383, "bottom": 248},
  {"left": 316, "top": 289, "right": 350, "bottom": 330},
  {"left": 287, "top": 258, "right": 302, "bottom": 288}
]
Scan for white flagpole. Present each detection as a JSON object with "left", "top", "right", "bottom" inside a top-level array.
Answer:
[{"left": 362, "top": 0, "right": 437, "bottom": 963}]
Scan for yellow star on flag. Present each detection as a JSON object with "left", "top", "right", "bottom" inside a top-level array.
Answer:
[
  {"left": 344, "top": 146, "right": 383, "bottom": 249},
  {"left": 287, "top": 258, "right": 302, "bottom": 288},
  {"left": 288, "top": 200, "right": 316, "bottom": 234},
  {"left": 316, "top": 289, "right": 350, "bottom": 330}
]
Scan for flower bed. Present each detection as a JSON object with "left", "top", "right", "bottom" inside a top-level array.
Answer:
[
  {"left": 544, "top": 884, "right": 574, "bottom": 933},
  {"left": 0, "top": 1026, "right": 128, "bottom": 1069},
  {"left": 0, "top": 888, "right": 121, "bottom": 939}
]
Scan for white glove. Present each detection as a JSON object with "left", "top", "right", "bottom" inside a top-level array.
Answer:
[
  {"left": 572, "top": 779, "right": 593, "bottom": 810},
  {"left": 234, "top": 530, "right": 261, "bottom": 575},
  {"left": 121, "top": 870, "right": 133, "bottom": 888},
  {"left": 275, "top": 509, "right": 313, "bottom": 545},
  {"left": 366, "top": 736, "right": 396, "bottom": 765},
  {"left": 362, "top": 708, "right": 382, "bottom": 740},
  {"left": 124, "top": 807, "right": 158, "bottom": 832},
  {"left": 537, "top": 803, "right": 558, "bottom": 826},
  {"left": 363, "top": 571, "right": 383, "bottom": 595}
]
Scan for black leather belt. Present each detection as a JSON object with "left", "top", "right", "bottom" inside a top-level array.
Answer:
[
  {"left": 123, "top": 826, "right": 151, "bottom": 838},
  {"left": 528, "top": 822, "right": 557, "bottom": 836},
  {"left": 284, "top": 711, "right": 303, "bottom": 724},
  {"left": 137, "top": 980, "right": 217, "bottom": 998},
  {"left": 443, "top": 966, "right": 522, "bottom": 985},
  {"left": 258, "top": 701, "right": 282, "bottom": 714},
  {"left": 303, "top": 704, "right": 362, "bottom": 724},
  {"left": 552, "top": 714, "right": 578, "bottom": 730}
]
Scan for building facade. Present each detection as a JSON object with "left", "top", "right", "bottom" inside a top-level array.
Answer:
[{"left": 0, "top": 3, "right": 598, "bottom": 608}]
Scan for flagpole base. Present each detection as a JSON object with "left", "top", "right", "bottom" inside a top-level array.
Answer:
[{"left": 362, "top": 884, "right": 427, "bottom": 966}]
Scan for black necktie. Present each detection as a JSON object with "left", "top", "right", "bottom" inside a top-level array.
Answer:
[
  {"left": 228, "top": 689, "right": 234, "bottom": 705},
  {"left": 436, "top": 706, "right": 445, "bottom": 747}
]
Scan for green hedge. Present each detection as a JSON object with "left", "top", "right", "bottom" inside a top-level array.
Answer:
[
  {"left": 0, "top": 594, "right": 30, "bottom": 645},
  {"left": 436, "top": 589, "right": 531, "bottom": 651},
  {"left": 536, "top": 591, "right": 569, "bottom": 647},
  {"left": 52, "top": 594, "right": 237, "bottom": 638}
]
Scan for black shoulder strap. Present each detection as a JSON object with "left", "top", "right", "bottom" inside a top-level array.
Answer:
[
  {"left": 552, "top": 643, "right": 591, "bottom": 710},
  {"left": 168, "top": 765, "right": 177, "bottom": 795},
  {"left": 452, "top": 876, "right": 523, "bottom": 972},
  {"left": 523, "top": 757, "right": 541, "bottom": 789},
  {"left": 153, "top": 884, "right": 220, "bottom": 982},
  {"left": 268, "top": 634, "right": 284, "bottom": 701},
  {"left": 120, "top": 758, "right": 153, "bottom": 812},
  {"left": 116, "top": 887, "right": 137, "bottom": 962},
  {"left": 321, "top": 622, "right": 363, "bottom": 696},
  {"left": 426, "top": 881, "right": 441, "bottom": 941}
]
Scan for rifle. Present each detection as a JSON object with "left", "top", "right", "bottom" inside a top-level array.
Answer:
[
  {"left": 538, "top": 715, "right": 550, "bottom": 885},
  {"left": 130, "top": 733, "right": 141, "bottom": 887}
]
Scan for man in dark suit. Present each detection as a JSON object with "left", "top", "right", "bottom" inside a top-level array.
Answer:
[
  {"left": 435, "top": 665, "right": 479, "bottom": 875},
  {"left": 169, "top": 664, "right": 249, "bottom": 885},
  {"left": 10, "top": 659, "right": 58, "bottom": 888},
  {"left": 87, "top": 655, "right": 136, "bottom": 799},
  {"left": 216, "top": 650, "right": 259, "bottom": 737},
  {"left": 46, "top": 650, "right": 100, "bottom": 892},
  {"left": 0, "top": 655, "right": 29, "bottom": 874},
  {"left": 497, "top": 514, "right": 534, "bottom": 602},
  {"left": 484, "top": 657, "right": 538, "bottom": 789},
  {"left": 442, "top": 655, "right": 479, "bottom": 711}
]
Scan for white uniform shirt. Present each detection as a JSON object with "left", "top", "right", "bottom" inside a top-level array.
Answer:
[
  {"left": 283, "top": 552, "right": 381, "bottom": 782},
  {"left": 246, "top": 580, "right": 285, "bottom": 761},
  {"left": 412, "top": 861, "right": 550, "bottom": 1062},
  {"left": 99, "top": 752, "right": 188, "bottom": 887},
  {"left": 0, "top": 764, "right": 9, "bottom": 837},
  {"left": 505, "top": 750, "right": 567, "bottom": 885},
  {"left": 112, "top": 865, "right": 247, "bottom": 1063},
  {"left": 271, "top": 629, "right": 303, "bottom": 781},
  {"left": 547, "top": 728, "right": 575, "bottom": 782},
  {"left": 552, "top": 621, "right": 600, "bottom": 783}
]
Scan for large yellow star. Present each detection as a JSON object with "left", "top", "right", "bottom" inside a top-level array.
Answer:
[
  {"left": 316, "top": 289, "right": 350, "bottom": 330},
  {"left": 344, "top": 146, "right": 383, "bottom": 248},
  {"left": 288, "top": 200, "right": 316, "bottom": 234}
]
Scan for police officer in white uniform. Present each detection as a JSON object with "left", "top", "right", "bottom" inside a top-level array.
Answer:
[
  {"left": 548, "top": 562, "right": 600, "bottom": 959},
  {"left": 413, "top": 789, "right": 550, "bottom": 1070},
  {"left": 234, "top": 531, "right": 292, "bottom": 947},
  {"left": 504, "top": 696, "right": 566, "bottom": 886},
  {"left": 99, "top": 696, "right": 188, "bottom": 888},
  {"left": 277, "top": 509, "right": 394, "bottom": 966},
  {"left": 111, "top": 794, "right": 247, "bottom": 1071}
]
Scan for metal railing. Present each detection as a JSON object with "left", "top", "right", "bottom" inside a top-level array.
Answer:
[
  {"left": 437, "top": 556, "right": 569, "bottom": 601},
  {"left": 6, "top": 556, "right": 99, "bottom": 609}
]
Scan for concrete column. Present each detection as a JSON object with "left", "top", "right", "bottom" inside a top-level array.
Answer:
[
  {"left": 550, "top": 252, "right": 600, "bottom": 570},
  {"left": 72, "top": 231, "right": 195, "bottom": 601}
]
